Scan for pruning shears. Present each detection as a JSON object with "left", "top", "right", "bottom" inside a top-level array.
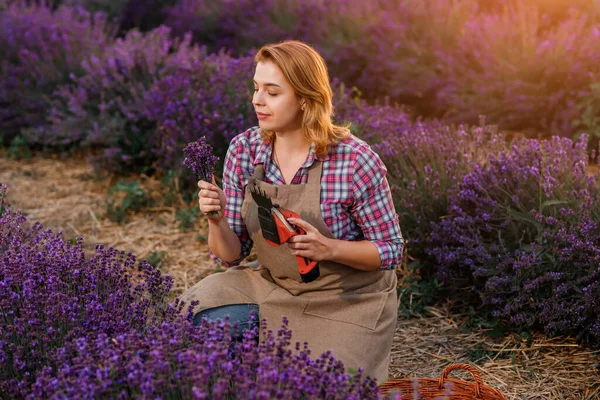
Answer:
[{"left": 249, "top": 183, "right": 320, "bottom": 283}]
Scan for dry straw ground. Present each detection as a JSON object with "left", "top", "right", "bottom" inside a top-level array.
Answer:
[{"left": 1, "top": 153, "right": 599, "bottom": 399}]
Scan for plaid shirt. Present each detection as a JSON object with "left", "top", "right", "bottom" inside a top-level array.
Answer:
[{"left": 210, "top": 126, "right": 404, "bottom": 270}]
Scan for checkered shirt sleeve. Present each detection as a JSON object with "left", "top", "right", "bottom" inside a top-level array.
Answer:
[
  {"left": 350, "top": 149, "right": 404, "bottom": 270},
  {"left": 209, "top": 135, "right": 253, "bottom": 267}
]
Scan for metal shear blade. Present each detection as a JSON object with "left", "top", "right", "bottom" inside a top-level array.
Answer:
[
  {"left": 249, "top": 184, "right": 281, "bottom": 244},
  {"left": 249, "top": 184, "right": 273, "bottom": 208}
]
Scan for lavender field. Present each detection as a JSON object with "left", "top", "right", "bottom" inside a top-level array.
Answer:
[{"left": 2, "top": 0, "right": 600, "bottom": 398}]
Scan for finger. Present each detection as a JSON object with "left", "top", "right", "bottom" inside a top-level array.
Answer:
[
  {"left": 201, "top": 197, "right": 221, "bottom": 207},
  {"left": 201, "top": 204, "right": 222, "bottom": 213},
  {"left": 287, "top": 234, "right": 309, "bottom": 244},
  {"left": 287, "top": 217, "right": 316, "bottom": 233},
  {"left": 288, "top": 241, "right": 308, "bottom": 250},
  {"left": 200, "top": 190, "right": 219, "bottom": 199},
  {"left": 209, "top": 179, "right": 220, "bottom": 192},
  {"left": 290, "top": 249, "right": 315, "bottom": 259},
  {"left": 198, "top": 180, "right": 211, "bottom": 189}
]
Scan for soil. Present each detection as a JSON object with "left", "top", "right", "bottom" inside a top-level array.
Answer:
[{"left": 1, "top": 152, "right": 599, "bottom": 399}]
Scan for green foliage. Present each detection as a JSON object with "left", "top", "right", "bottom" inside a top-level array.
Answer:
[
  {"left": 397, "top": 261, "right": 446, "bottom": 318},
  {"left": 465, "top": 343, "right": 501, "bottom": 364},
  {"left": 0, "top": 186, "right": 6, "bottom": 218},
  {"left": 5, "top": 135, "right": 32, "bottom": 160},
  {"left": 460, "top": 306, "right": 506, "bottom": 340},
  {"left": 575, "top": 81, "right": 600, "bottom": 142},
  {"left": 175, "top": 206, "right": 199, "bottom": 232},
  {"left": 105, "top": 180, "right": 149, "bottom": 223},
  {"left": 159, "top": 169, "right": 198, "bottom": 207},
  {"left": 146, "top": 250, "right": 166, "bottom": 268},
  {"left": 160, "top": 170, "right": 178, "bottom": 205}
]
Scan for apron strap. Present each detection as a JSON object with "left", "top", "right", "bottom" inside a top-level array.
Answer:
[
  {"left": 253, "top": 164, "right": 265, "bottom": 181},
  {"left": 307, "top": 161, "right": 322, "bottom": 185}
]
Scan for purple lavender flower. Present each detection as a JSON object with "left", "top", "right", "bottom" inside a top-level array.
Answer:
[{"left": 183, "top": 136, "right": 220, "bottom": 182}]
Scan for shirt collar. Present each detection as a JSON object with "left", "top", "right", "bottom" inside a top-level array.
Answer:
[{"left": 253, "top": 139, "right": 330, "bottom": 168}]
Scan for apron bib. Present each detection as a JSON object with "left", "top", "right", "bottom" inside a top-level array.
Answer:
[{"left": 178, "top": 161, "right": 399, "bottom": 382}]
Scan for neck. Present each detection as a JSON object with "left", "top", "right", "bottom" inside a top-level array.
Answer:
[{"left": 274, "top": 129, "right": 310, "bottom": 155}]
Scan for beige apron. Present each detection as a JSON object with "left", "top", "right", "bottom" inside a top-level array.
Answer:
[{"left": 178, "top": 161, "right": 399, "bottom": 382}]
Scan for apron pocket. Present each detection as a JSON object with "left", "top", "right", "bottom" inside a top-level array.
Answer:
[{"left": 302, "top": 291, "right": 388, "bottom": 331}]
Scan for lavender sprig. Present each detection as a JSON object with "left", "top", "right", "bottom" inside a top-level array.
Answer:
[{"left": 183, "top": 137, "right": 220, "bottom": 182}]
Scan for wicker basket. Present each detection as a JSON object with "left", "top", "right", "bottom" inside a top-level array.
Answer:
[{"left": 379, "top": 363, "right": 507, "bottom": 399}]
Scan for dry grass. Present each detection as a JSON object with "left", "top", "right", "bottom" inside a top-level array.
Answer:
[
  {"left": 389, "top": 304, "right": 600, "bottom": 399},
  {"left": 0, "top": 153, "right": 220, "bottom": 297},
  {"left": 1, "top": 153, "right": 599, "bottom": 399}
]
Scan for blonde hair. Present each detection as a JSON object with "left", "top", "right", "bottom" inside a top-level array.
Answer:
[{"left": 254, "top": 40, "right": 350, "bottom": 157}]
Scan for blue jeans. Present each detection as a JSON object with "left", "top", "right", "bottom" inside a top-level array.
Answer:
[{"left": 192, "top": 303, "right": 260, "bottom": 341}]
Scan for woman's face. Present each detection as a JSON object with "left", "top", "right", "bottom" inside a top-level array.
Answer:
[{"left": 252, "top": 61, "right": 303, "bottom": 133}]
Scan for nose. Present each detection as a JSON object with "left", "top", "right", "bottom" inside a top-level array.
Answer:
[{"left": 252, "top": 90, "right": 265, "bottom": 107}]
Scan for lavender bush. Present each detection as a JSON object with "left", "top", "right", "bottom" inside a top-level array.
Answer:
[
  {"left": 163, "top": 0, "right": 294, "bottom": 55},
  {"left": 435, "top": 2, "right": 600, "bottom": 137},
  {"left": 0, "top": 186, "right": 174, "bottom": 397},
  {"left": 162, "top": 0, "right": 466, "bottom": 116},
  {"left": 334, "top": 86, "right": 507, "bottom": 267},
  {"left": 30, "top": 316, "right": 380, "bottom": 399},
  {"left": 159, "top": 0, "right": 600, "bottom": 138},
  {"left": 25, "top": 25, "right": 205, "bottom": 172},
  {"left": 0, "top": 0, "right": 114, "bottom": 143},
  {"left": 61, "top": 0, "right": 128, "bottom": 21},
  {"left": 0, "top": 186, "right": 381, "bottom": 398},
  {"left": 427, "top": 135, "right": 600, "bottom": 340},
  {"left": 143, "top": 51, "right": 255, "bottom": 173}
]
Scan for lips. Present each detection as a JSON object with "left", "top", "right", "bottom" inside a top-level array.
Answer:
[{"left": 256, "top": 112, "right": 270, "bottom": 120}]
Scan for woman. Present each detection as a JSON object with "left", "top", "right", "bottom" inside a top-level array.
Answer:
[{"left": 178, "top": 40, "right": 404, "bottom": 383}]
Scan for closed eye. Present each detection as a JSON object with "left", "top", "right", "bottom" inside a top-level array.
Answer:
[{"left": 254, "top": 89, "right": 278, "bottom": 96}]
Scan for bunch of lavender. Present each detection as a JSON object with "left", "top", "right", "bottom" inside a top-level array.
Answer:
[
  {"left": 0, "top": 187, "right": 176, "bottom": 398},
  {"left": 0, "top": 1, "right": 113, "bottom": 141},
  {"left": 183, "top": 136, "right": 220, "bottom": 182},
  {"left": 427, "top": 135, "right": 600, "bottom": 340},
  {"left": 31, "top": 314, "right": 381, "bottom": 399}
]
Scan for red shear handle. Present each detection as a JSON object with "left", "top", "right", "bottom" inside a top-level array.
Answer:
[
  {"left": 296, "top": 255, "right": 318, "bottom": 274},
  {"left": 276, "top": 208, "right": 303, "bottom": 243},
  {"left": 276, "top": 208, "right": 319, "bottom": 276}
]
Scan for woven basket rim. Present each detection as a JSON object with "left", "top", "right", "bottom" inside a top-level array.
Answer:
[{"left": 379, "top": 363, "right": 506, "bottom": 399}]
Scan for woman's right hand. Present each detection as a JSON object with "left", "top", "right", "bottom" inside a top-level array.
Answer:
[{"left": 198, "top": 176, "right": 226, "bottom": 225}]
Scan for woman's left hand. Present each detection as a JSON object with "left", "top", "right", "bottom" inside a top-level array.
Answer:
[{"left": 286, "top": 218, "right": 335, "bottom": 262}]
